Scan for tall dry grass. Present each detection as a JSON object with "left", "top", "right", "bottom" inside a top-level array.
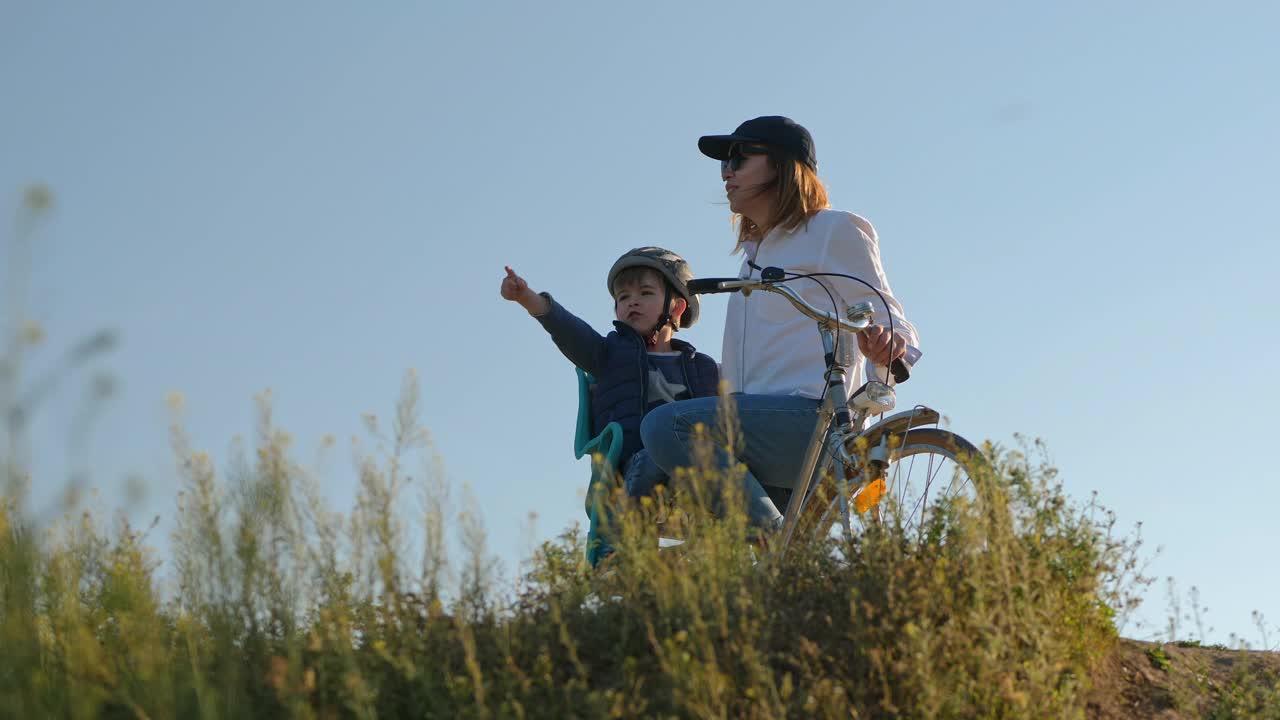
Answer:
[{"left": 2, "top": 359, "right": 1151, "bottom": 719}]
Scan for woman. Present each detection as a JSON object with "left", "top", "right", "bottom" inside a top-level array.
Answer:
[{"left": 639, "top": 115, "right": 920, "bottom": 531}]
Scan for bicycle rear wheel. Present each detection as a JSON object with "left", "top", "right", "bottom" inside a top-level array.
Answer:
[{"left": 803, "top": 428, "right": 986, "bottom": 544}]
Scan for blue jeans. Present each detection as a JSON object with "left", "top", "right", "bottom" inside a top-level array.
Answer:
[
  {"left": 639, "top": 394, "right": 823, "bottom": 528},
  {"left": 592, "top": 449, "right": 670, "bottom": 562},
  {"left": 623, "top": 448, "right": 667, "bottom": 498}
]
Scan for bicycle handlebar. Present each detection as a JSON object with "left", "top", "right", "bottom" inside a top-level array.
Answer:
[
  {"left": 685, "top": 278, "right": 743, "bottom": 294},
  {"left": 688, "top": 276, "right": 911, "bottom": 383}
]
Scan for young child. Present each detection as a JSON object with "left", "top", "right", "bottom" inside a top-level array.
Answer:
[{"left": 500, "top": 247, "right": 720, "bottom": 562}]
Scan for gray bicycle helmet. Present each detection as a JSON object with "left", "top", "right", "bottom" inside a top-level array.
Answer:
[{"left": 606, "top": 247, "right": 700, "bottom": 329}]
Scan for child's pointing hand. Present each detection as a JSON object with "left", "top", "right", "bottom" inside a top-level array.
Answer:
[
  {"left": 500, "top": 266, "right": 549, "bottom": 315},
  {"left": 500, "top": 266, "right": 529, "bottom": 301}
]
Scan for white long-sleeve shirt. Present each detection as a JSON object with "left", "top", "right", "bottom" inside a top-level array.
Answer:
[{"left": 722, "top": 209, "right": 920, "bottom": 400}]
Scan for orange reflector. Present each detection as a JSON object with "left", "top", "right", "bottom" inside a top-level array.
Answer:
[{"left": 854, "top": 478, "right": 887, "bottom": 514}]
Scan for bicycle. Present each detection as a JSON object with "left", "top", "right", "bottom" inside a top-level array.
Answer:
[{"left": 683, "top": 269, "right": 986, "bottom": 551}]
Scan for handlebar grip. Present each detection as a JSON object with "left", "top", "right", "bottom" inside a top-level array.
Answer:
[
  {"left": 686, "top": 278, "right": 743, "bottom": 294},
  {"left": 890, "top": 358, "right": 911, "bottom": 384}
]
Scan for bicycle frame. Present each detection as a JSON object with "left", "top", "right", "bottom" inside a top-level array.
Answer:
[{"left": 689, "top": 278, "right": 938, "bottom": 549}]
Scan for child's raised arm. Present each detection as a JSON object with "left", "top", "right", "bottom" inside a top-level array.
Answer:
[
  {"left": 501, "top": 265, "right": 606, "bottom": 376},
  {"left": 500, "top": 266, "right": 550, "bottom": 316}
]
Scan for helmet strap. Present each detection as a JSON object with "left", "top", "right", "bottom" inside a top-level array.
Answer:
[{"left": 645, "top": 284, "right": 674, "bottom": 348}]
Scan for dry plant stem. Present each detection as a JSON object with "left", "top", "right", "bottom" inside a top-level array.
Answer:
[
  {"left": 2, "top": 193, "right": 44, "bottom": 500},
  {"left": 3, "top": 188, "right": 117, "bottom": 523}
]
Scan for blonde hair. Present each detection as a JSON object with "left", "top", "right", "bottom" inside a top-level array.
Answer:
[{"left": 733, "top": 151, "right": 830, "bottom": 251}]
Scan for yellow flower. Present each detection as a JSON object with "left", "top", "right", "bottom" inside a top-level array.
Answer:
[{"left": 166, "top": 391, "right": 186, "bottom": 412}]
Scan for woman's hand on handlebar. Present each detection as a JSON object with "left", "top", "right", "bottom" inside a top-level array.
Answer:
[{"left": 857, "top": 325, "right": 907, "bottom": 367}]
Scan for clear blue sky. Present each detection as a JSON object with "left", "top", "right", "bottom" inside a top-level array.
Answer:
[{"left": 3, "top": 1, "right": 1277, "bottom": 644}]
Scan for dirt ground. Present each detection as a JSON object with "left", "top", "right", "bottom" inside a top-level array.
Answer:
[{"left": 1085, "top": 638, "right": 1280, "bottom": 719}]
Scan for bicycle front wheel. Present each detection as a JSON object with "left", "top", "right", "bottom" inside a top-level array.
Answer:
[{"left": 805, "top": 428, "right": 986, "bottom": 544}]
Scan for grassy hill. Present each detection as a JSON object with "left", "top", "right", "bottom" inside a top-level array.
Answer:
[{"left": 4, "top": 388, "right": 1275, "bottom": 720}]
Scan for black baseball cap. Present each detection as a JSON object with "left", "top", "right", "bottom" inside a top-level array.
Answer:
[{"left": 698, "top": 116, "right": 817, "bottom": 170}]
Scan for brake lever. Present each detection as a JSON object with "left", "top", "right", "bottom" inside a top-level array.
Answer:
[{"left": 890, "top": 358, "right": 910, "bottom": 383}]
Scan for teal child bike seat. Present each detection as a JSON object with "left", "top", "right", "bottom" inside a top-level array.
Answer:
[{"left": 575, "top": 367, "right": 623, "bottom": 566}]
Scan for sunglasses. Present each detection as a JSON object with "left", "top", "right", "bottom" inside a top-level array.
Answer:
[{"left": 721, "top": 143, "right": 770, "bottom": 172}]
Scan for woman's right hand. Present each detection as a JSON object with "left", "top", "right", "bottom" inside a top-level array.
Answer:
[{"left": 857, "top": 325, "right": 907, "bottom": 367}]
